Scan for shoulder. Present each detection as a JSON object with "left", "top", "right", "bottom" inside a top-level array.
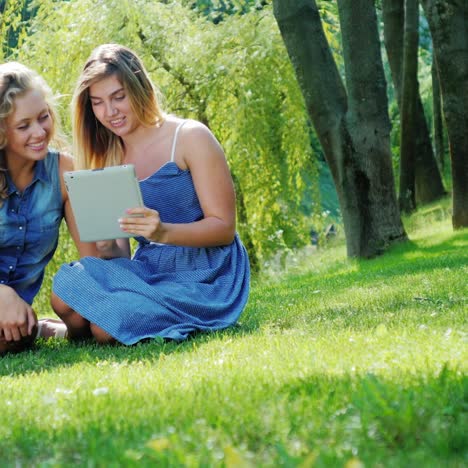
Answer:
[
  {"left": 178, "top": 119, "right": 222, "bottom": 152},
  {"left": 58, "top": 152, "right": 76, "bottom": 173},
  {"left": 180, "top": 119, "right": 212, "bottom": 138}
]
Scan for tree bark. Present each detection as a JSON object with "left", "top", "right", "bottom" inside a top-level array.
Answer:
[
  {"left": 421, "top": 0, "right": 468, "bottom": 228},
  {"left": 382, "top": 0, "right": 445, "bottom": 206},
  {"left": 273, "top": 0, "right": 407, "bottom": 258},
  {"left": 399, "top": 0, "right": 419, "bottom": 213},
  {"left": 432, "top": 56, "right": 445, "bottom": 172}
]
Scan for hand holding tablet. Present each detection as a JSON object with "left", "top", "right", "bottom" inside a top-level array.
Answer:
[{"left": 64, "top": 164, "right": 144, "bottom": 242}]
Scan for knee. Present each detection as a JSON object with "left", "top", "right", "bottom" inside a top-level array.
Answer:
[
  {"left": 51, "top": 293, "right": 73, "bottom": 319},
  {"left": 90, "top": 323, "right": 115, "bottom": 345}
]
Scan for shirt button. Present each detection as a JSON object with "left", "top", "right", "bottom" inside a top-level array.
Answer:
[
  {"left": 19, "top": 226, "right": 23, "bottom": 230},
  {"left": 9, "top": 266, "right": 13, "bottom": 270},
  {"left": 0, "top": 280, "right": 5, "bottom": 284},
  {"left": 16, "top": 246, "right": 21, "bottom": 250}
]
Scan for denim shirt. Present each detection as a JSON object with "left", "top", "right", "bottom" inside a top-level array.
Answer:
[{"left": 0, "top": 151, "right": 63, "bottom": 304}]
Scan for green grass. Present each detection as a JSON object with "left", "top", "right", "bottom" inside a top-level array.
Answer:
[{"left": 1, "top": 203, "right": 467, "bottom": 467}]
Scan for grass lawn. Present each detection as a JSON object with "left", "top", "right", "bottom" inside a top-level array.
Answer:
[{"left": 1, "top": 203, "right": 466, "bottom": 467}]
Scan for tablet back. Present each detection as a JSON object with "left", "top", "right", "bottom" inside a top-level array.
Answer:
[{"left": 64, "top": 164, "right": 144, "bottom": 242}]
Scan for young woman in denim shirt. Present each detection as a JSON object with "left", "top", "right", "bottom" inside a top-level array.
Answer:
[{"left": 0, "top": 62, "right": 95, "bottom": 354}]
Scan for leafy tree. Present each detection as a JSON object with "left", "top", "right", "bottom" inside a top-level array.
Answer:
[{"left": 7, "top": 0, "right": 316, "bottom": 270}]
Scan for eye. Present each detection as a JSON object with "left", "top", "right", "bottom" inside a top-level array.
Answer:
[
  {"left": 90, "top": 100, "right": 102, "bottom": 107},
  {"left": 17, "top": 123, "right": 29, "bottom": 130},
  {"left": 115, "top": 94, "right": 125, "bottom": 101},
  {"left": 39, "top": 113, "right": 50, "bottom": 121}
]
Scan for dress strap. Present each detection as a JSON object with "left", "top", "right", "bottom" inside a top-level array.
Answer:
[{"left": 170, "top": 120, "right": 187, "bottom": 163}]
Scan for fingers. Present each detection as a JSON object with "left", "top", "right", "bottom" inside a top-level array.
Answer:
[
  {"left": 2, "top": 325, "right": 21, "bottom": 341},
  {"left": 119, "top": 208, "right": 160, "bottom": 238},
  {"left": 0, "top": 287, "right": 36, "bottom": 341},
  {"left": 1, "top": 327, "right": 13, "bottom": 342},
  {"left": 26, "top": 307, "right": 37, "bottom": 335}
]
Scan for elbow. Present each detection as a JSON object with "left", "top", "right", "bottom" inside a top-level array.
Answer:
[{"left": 222, "top": 224, "right": 236, "bottom": 245}]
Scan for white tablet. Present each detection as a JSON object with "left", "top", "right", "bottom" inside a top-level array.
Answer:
[{"left": 64, "top": 164, "right": 144, "bottom": 242}]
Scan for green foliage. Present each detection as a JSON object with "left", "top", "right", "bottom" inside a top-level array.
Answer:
[
  {"left": 2, "top": 212, "right": 467, "bottom": 466},
  {"left": 8, "top": 0, "right": 316, "bottom": 267},
  {"left": 0, "top": 0, "right": 33, "bottom": 60},
  {"left": 186, "top": 0, "right": 268, "bottom": 23}
]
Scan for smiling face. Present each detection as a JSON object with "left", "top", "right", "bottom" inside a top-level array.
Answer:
[
  {"left": 5, "top": 89, "right": 52, "bottom": 166},
  {"left": 89, "top": 74, "right": 140, "bottom": 138}
]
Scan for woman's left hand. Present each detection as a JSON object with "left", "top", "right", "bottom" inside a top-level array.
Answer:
[{"left": 119, "top": 207, "right": 164, "bottom": 242}]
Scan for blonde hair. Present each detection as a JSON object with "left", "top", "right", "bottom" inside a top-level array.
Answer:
[
  {"left": 0, "top": 62, "right": 63, "bottom": 206},
  {"left": 72, "top": 43, "right": 165, "bottom": 169}
]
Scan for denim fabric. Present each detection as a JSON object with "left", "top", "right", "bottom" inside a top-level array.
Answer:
[{"left": 0, "top": 151, "right": 63, "bottom": 304}]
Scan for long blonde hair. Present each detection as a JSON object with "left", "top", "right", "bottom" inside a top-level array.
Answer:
[
  {"left": 72, "top": 43, "right": 165, "bottom": 169},
  {"left": 0, "top": 62, "right": 63, "bottom": 206}
]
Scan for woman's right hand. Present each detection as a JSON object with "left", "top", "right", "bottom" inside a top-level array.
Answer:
[{"left": 0, "top": 285, "right": 37, "bottom": 341}]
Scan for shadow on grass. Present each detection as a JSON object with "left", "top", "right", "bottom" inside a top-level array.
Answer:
[
  {"left": 279, "top": 230, "right": 468, "bottom": 292},
  {"left": 0, "top": 322, "right": 257, "bottom": 378}
]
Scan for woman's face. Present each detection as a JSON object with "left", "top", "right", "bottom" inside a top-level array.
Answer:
[
  {"left": 5, "top": 89, "right": 52, "bottom": 165},
  {"left": 89, "top": 75, "right": 139, "bottom": 138}
]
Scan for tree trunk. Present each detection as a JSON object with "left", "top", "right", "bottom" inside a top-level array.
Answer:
[
  {"left": 432, "top": 56, "right": 445, "bottom": 172},
  {"left": 421, "top": 0, "right": 468, "bottom": 228},
  {"left": 399, "top": 0, "right": 419, "bottom": 213},
  {"left": 273, "top": 0, "right": 407, "bottom": 258},
  {"left": 382, "top": 0, "right": 445, "bottom": 206}
]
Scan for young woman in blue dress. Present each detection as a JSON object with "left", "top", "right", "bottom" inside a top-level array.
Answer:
[
  {"left": 51, "top": 44, "right": 250, "bottom": 345},
  {"left": 0, "top": 62, "right": 96, "bottom": 354}
]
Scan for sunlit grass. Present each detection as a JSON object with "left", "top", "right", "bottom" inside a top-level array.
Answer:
[{"left": 1, "top": 202, "right": 467, "bottom": 466}]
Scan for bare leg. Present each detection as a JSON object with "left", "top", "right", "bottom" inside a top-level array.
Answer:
[
  {"left": 51, "top": 293, "right": 117, "bottom": 344},
  {"left": 51, "top": 292, "right": 92, "bottom": 340},
  {"left": 90, "top": 323, "right": 116, "bottom": 345}
]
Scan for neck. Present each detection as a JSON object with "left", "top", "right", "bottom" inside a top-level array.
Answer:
[
  {"left": 6, "top": 157, "right": 36, "bottom": 191},
  {"left": 123, "top": 123, "right": 163, "bottom": 156}
]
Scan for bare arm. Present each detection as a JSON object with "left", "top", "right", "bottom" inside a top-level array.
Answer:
[{"left": 120, "top": 121, "right": 236, "bottom": 247}]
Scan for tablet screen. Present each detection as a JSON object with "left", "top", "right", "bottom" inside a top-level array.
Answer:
[{"left": 64, "top": 164, "right": 144, "bottom": 242}]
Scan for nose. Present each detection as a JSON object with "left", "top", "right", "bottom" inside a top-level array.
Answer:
[
  {"left": 31, "top": 121, "right": 47, "bottom": 138},
  {"left": 105, "top": 101, "right": 118, "bottom": 117}
]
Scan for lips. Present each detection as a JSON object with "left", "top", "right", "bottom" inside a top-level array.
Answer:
[
  {"left": 109, "top": 117, "right": 126, "bottom": 128},
  {"left": 28, "top": 141, "right": 47, "bottom": 151}
]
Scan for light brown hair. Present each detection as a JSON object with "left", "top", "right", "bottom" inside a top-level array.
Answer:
[{"left": 72, "top": 43, "right": 165, "bottom": 169}]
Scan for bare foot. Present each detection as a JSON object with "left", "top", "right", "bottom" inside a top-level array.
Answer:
[{"left": 36, "top": 318, "right": 68, "bottom": 339}]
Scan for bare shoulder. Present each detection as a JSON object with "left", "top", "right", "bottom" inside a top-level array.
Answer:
[
  {"left": 58, "top": 152, "right": 76, "bottom": 173},
  {"left": 179, "top": 119, "right": 224, "bottom": 158},
  {"left": 180, "top": 119, "right": 214, "bottom": 140}
]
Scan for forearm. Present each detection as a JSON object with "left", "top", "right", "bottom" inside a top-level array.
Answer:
[{"left": 155, "top": 217, "right": 235, "bottom": 247}]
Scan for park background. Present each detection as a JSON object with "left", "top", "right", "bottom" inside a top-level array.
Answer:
[{"left": 0, "top": 1, "right": 466, "bottom": 466}]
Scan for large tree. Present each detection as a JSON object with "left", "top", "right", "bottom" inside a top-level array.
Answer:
[
  {"left": 421, "top": 0, "right": 468, "bottom": 228},
  {"left": 382, "top": 0, "right": 445, "bottom": 209},
  {"left": 273, "top": 0, "right": 407, "bottom": 257}
]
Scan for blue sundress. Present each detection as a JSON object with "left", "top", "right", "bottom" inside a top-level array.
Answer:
[{"left": 52, "top": 122, "right": 250, "bottom": 344}]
